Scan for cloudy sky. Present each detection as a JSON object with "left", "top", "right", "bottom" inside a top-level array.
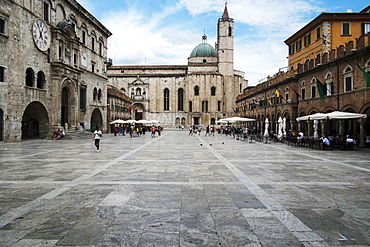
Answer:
[{"left": 77, "top": 0, "right": 369, "bottom": 85}]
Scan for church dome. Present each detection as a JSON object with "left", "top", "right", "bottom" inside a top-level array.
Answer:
[
  {"left": 190, "top": 43, "right": 218, "bottom": 57},
  {"left": 189, "top": 34, "right": 218, "bottom": 58}
]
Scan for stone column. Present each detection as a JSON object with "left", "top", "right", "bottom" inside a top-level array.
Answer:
[
  {"left": 307, "top": 120, "right": 312, "bottom": 137},
  {"left": 338, "top": 120, "right": 344, "bottom": 136},
  {"left": 358, "top": 118, "right": 365, "bottom": 147},
  {"left": 290, "top": 120, "right": 295, "bottom": 132},
  {"left": 320, "top": 120, "right": 326, "bottom": 136}
]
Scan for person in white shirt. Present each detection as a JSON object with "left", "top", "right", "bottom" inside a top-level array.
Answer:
[
  {"left": 93, "top": 127, "right": 102, "bottom": 152},
  {"left": 320, "top": 134, "right": 330, "bottom": 150}
]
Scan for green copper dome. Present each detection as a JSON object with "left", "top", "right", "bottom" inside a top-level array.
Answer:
[{"left": 190, "top": 43, "right": 218, "bottom": 58}]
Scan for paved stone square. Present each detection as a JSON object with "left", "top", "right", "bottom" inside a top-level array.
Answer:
[{"left": 0, "top": 130, "right": 369, "bottom": 247}]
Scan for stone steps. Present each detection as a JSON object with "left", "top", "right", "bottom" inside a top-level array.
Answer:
[{"left": 61, "top": 130, "right": 93, "bottom": 140}]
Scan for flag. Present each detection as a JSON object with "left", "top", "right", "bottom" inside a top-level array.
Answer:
[
  {"left": 275, "top": 90, "right": 284, "bottom": 99},
  {"left": 356, "top": 63, "right": 370, "bottom": 87},
  {"left": 289, "top": 86, "right": 301, "bottom": 98},
  {"left": 267, "top": 99, "right": 273, "bottom": 106},
  {"left": 316, "top": 79, "right": 326, "bottom": 102},
  {"left": 243, "top": 104, "right": 247, "bottom": 112}
]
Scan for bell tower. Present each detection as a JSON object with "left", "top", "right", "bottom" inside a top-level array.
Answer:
[{"left": 217, "top": 2, "right": 234, "bottom": 76}]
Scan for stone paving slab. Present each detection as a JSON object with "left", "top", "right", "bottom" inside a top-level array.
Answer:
[{"left": 0, "top": 130, "right": 369, "bottom": 246}]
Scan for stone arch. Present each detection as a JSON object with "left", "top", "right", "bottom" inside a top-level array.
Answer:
[
  {"left": 22, "top": 101, "right": 49, "bottom": 139},
  {"left": 91, "top": 108, "right": 103, "bottom": 132},
  {"left": 55, "top": 3, "right": 66, "bottom": 24},
  {"left": 133, "top": 103, "right": 146, "bottom": 120},
  {"left": 322, "top": 106, "right": 337, "bottom": 113},
  {"left": 282, "top": 111, "right": 292, "bottom": 132},
  {"left": 37, "top": 71, "right": 46, "bottom": 89},
  {"left": 61, "top": 78, "right": 77, "bottom": 129},
  {"left": 308, "top": 108, "right": 320, "bottom": 114},
  {"left": 341, "top": 104, "right": 358, "bottom": 112},
  {"left": 25, "top": 67, "right": 34, "bottom": 87}
]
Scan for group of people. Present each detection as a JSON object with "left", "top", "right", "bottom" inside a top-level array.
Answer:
[
  {"left": 320, "top": 133, "right": 357, "bottom": 150},
  {"left": 188, "top": 125, "right": 216, "bottom": 136},
  {"left": 279, "top": 130, "right": 357, "bottom": 150},
  {"left": 113, "top": 125, "right": 162, "bottom": 138},
  {"left": 52, "top": 129, "right": 65, "bottom": 140}
]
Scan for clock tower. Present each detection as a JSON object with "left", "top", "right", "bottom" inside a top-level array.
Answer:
[{"left": 217, "top": 3, "right": 234, "bottom": 76}]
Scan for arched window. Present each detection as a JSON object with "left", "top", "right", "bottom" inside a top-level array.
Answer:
[
  {"left": 311, "top": 78, "right": 317, "bottom": 99},
  {"left": 211, "top": 86, "right": 216, "bottom": 96},
  {"left": 343, "top": 66, "right": 353, "bottom": 92},
  {"left": 98, "top": 37, "right": 104, "bottom": 56},
  {"left": 93, "top": 87, "right": 97, "bottom": 101},
  {"left": 43, "top": 0, "right": 50, "bottom": 22},
  {"left": 178, "top": 88, "right": 184, "bottom": 111},
  {"left": 98, "top": 88, "right": 102, "bottom": 101},
  {"left": 136, "top": 87, "right": 141, "bottom": 95},
  {"left": 81, "top": 24, "right": 87, "bottom": 45},
  {"left": 164, "top": 88, "right": 169, "bottom": 111},
  {"left": 325, "top": 72, "right": 333, "bottom": 95},
  {"left": 189, "top": 101, "right": 193, "bottom": 112},
  {"left": 37, "top": 71, "right": 45, "bottom": 89},
  {"left": 25, "top": 68, "right": 34, "bottom": 87},
  {"left": 55, "top": 4, "right": 65, "bottom": 24},
  {"left": 91, "top": 31, "right": 96, "bottom": 52},
  {"left": 194, "top": 85, "right": 199, "bottom": 96}
]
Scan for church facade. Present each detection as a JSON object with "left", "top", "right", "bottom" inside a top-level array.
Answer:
[
  {"left": 0, "top": 0, "right": 111, "bottom": 142},
  {"left": 107, "top": 6, "right": 248, "bottom": 128}
]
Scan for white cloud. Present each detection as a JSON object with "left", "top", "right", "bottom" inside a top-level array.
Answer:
[
  {"left": 179, "top": 0, "right": 223, "bottom": 15},
  {"left": 96, "top": 0, "right": 323, "bottom": 85}
]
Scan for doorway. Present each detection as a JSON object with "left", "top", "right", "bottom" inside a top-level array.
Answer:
[{"left": 61, "top": 87, "right": 69, "bottom": 127}]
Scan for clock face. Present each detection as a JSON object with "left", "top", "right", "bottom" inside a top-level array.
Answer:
[{"left": 32, "top": 19, "right": 50, "bottom": 51}]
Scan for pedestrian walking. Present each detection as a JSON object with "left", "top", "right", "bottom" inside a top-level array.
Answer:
[
  {"left": 205, "top": 125, "right": 210, "bottom": 136},
  {"left": 151, "top": 125, "right": 156, "bottom": 138},
  {"left": 157, "top": 126, "right": 162, "bottom": 137},
  {"left": 93, "top": 126, "right": 102, "bottom": 152}
]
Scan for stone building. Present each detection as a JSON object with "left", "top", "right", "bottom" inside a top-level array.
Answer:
[
  {"left": 236, "top": 6, "right": 370, "bottom": 146},
  {"left": 106, "top": 84, "right": 132, "bottom": 132},
  {"left": 107, "top": 5, "right": 248, "bottom": 128},
  {"left": 0, "top": 0, "right": 111, "bottom": 142}
]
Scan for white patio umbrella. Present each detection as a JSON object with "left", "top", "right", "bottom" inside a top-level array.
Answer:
[
  {"left": 277, "top": 117, "right": 283, "bottom": 138},
  {"left": 220, "top": 117, "right": 256, "bottom": 122},
  {"left": 282, "top": 117, "right": 286, "bottom": 135},
  {"left": 136, "top": 119, "right": 149, "bottom": 124},
  {"left": 237, "top": 117, "right": 256, "bottom": 122},
  {"left": 126, "top": 119, "right": 136, "bottom": 124},
  {"left": 296, "top": 113, "right": 327, "bottom": 121},
  {"left": 148, "top": 120, "right": 160, "bottom": 124},
  {"left": 216, "top": 120, "right": 229, "bottom": 124},
  {"left": 264, "top": 118, "right": 269, "bottom": 137},
  {"left": 110, "top": 119, "right": 125, "bottom": 124},
  {"left": 296, "top": 111, "right": 367, "bottom": 121},
  {"left": 326, "top": 111, "right": 367, "bottom": 119}
]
